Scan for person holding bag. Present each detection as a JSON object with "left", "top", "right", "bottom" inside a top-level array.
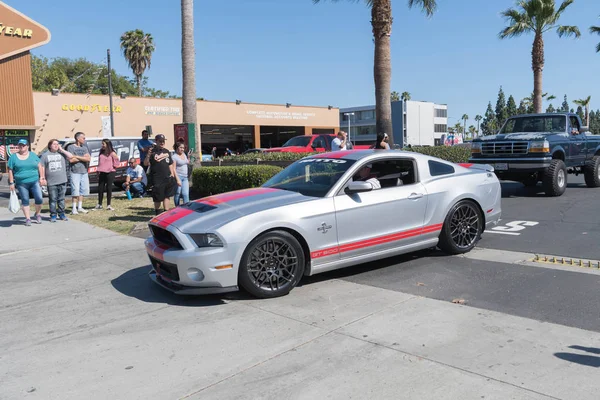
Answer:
[
  {"left": 7, "top": 139, "right": 44, "bottom": 226},
  {"left": 95, "top": 139, "right": 120, "bottom": 211}
]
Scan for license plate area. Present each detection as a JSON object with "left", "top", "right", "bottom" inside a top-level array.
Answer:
[{"left": 494, "top": 163, "right": 508, "bottom": 170}]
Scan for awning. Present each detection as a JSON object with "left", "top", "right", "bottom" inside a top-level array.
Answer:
[{"left": 0, "top": 125, "right": 40, "bottom": 130}]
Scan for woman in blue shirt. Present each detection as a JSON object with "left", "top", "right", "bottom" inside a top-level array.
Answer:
[{"left": 8, "top": 139, "right": 44, "bottom": 226}]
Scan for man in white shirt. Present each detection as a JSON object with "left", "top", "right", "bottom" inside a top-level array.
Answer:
[
  {"left": 355, "top": 163, "right": 381, "bottom": 189},
  {"left": 123, "top": 158, "right": 148, "bottom": 197},
  {"left": 331, "top": 131, "right": 347, "bottom": 151}
]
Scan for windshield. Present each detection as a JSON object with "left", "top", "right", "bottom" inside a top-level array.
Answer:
[
  {"left": 263, "top": 157, "right": 356, "bottom": 197},
  {"left": 282, "top": 136, "right": 311, "bottom": 147},
  {"left": 500, "top": 116, "right": 567, "bottom": 134}
]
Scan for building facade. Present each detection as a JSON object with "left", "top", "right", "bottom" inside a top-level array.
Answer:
[{"left": 340, "top": 100, "right": 448, "bottom": 147}]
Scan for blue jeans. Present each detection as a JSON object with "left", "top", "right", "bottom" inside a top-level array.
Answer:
[
  {"left": 48, "top": 183, "right": 67, "bottom": 217},
  {"left": 16, "top": 181, "right": 43, "bottom": 205},
  {"left": 174, "top": 175, "right": 189, "bottom": 206},
  {"left": 123, "top": 181, "right": 146, "bottom": 196}
]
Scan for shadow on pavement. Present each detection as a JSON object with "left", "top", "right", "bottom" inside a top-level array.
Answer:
[
  {"left": 554, "top": 345, "right": 600, "bottom": 368},
  {"left": 501, "top": 181, "right": 585, "bottom": 198},
  {"left": 0, "top": 216, "right": 27, "bottom": 227},
  {"left": 111, "top": 266, "right": 228, "bottom": 307}
]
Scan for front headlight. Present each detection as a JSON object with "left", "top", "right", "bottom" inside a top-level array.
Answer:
[
  {"left": 471, "top": 142, "right": 481, "bottom": 153},
  {"left": 529, "top": 140, "right": 550, "bottom": 153},
  {"left": 190, "top": 233, "right": 224, "bottom": 248}
]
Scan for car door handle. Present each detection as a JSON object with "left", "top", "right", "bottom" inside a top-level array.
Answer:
[{"left": 408, "top": 193, "right": 424, "bottom": 200}]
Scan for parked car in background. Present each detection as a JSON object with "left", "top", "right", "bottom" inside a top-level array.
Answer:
[
  {"left": 242, "top": 148, "right": 266, "bottom": 155},
  {"left": 145, "top": 149, "right": 501, "bottom": 298},
  {"left": 264, "top": 134, "right": 371, "bottom": 153},
  {"left": 470, "top": 113, "right": 600, "bottom": 196},
  {"left": 39, "top": 136, "right": 140, "bottom": 195}
]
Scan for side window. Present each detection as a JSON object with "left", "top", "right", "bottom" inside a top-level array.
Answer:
[
  {"left": 312, "top": 136, "right": 326, "bottom": 149},
  {"left": 349, "top": 158, "right": 417, "bottom": 190},
  {"left": 429, "top": 160, "right": 455, "bottom": 176}
]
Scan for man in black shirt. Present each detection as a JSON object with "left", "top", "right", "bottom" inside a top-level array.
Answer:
[{"left": 144, "top": 134, "right": 181, "bottom": 215}]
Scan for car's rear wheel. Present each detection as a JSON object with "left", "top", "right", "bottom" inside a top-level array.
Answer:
[
  {"left": 542, "top": 159, "right": 567, "bottom": 196},
  {"left": 438, "top": 200, "right": 483, "bottom": 255},
  {"left": 583, "top": 156, "right": 600, "bottom": 188},
  {"left": 238, "top": 230, "right": 305, "bottom": 298}
]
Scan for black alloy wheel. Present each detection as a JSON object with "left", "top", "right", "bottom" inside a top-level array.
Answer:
[
  {"left": 238, "top": 230, "right": 305, "bottom": 298},
  {"left": 438, "top": 200, "right": 483, "bottom": 255}
]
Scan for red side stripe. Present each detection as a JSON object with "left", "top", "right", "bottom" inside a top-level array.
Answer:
[
  {"left": 311, "top": 223, "right": 444, "bottom": 259},
  {"left": 196, "top": 187, "right": 278, "bottom": 206},
  {"left": 458, "top": 163, "right": 474, "bottom": 168}
]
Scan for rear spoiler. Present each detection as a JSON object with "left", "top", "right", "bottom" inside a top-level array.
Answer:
[{"left": 458, "top": 163, "right": 495, "bottom": 172}]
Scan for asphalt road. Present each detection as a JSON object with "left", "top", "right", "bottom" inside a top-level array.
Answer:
[{"left": 327, "top": 175, "right": 600, "bottom": 333}]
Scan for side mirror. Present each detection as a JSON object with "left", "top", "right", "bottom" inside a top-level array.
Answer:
[
  {"left": 345, "top": 181, "right": 373, "bottom": 194},
  {"left": 581, "top": 126, "right": 589, "bottom": 133}
]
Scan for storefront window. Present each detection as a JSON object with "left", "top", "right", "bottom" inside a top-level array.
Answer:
[{"left": 200, "top": 125, "right": 254, "bottom": 156}]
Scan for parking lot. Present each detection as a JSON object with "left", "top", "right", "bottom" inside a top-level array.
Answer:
[{"left": 1, "top": 176, "right": 600, "bottom": 400}]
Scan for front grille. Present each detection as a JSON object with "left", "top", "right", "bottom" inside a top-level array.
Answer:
[
  {"left": 150, "top": 225, "right": 182, "bottom": 249},
  {"left": 149, "top": 256, "right": 180, "bottom": 281},
  {"left": 481, "top": 141, "right": 529, "bottom": 155}
]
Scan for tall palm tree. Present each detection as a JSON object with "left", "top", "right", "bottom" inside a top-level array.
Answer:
[
  {"left": 499, "top": 0, "right": 580, "bottom": 113},
  {"left": 314, "top": 0, "right": 437, "bottom": 145},
  {"left": 390, "top": 91, "right": 400, "bottom": 101},
  {"left": 181, "top": 0, "right": 199, "bottom": 156},
  {"left": 573, "top": 96, "right": 591, "bottom": 126},
  {"left": 474, "top": 115, "right": 482, "bottom": 136},
  {"left": 590, "top": 17, "right": 600, "bottom": 52},
  {"left": 461, "top": 114, "right": 469, "bottom": 140},
  {"left": 401, "top": 91, "right": 411, "bottom": 101},
  {"left": 120, "top": 29, "right": 155, "bottom": 97}
]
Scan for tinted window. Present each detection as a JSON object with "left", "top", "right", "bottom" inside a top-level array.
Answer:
[
  {"left": 429, "top": 160, "right": 455, "bottom": 176},
  {"left": 282, "top": 136, "right": 311, "bottom": 147}
]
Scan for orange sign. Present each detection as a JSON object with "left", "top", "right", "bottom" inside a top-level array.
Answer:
[{"left": 0, "top": 2, "right": 51, "bottom": 61}]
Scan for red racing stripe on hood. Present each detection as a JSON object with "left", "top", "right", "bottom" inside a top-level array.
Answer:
[
  {"left": 151, "top": 208, "right": 194, "bottom": 229},
  {"left": 195, "top": 187, "right": 279, "bottom": 206}
]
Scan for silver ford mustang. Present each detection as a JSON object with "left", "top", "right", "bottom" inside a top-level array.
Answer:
[{"left": 145, "top": 150, "right": 501, "bottom": 298}]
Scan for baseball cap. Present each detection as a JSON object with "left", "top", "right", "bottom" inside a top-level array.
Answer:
[
  {"left": 155, "top": 134, "right": 166, "bottom": 141},
  {"left": 17, "top": 139, "right": 28, "bottom": 145}
]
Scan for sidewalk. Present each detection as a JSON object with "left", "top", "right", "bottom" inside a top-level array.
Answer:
[{"left": 1, "top": 207, "right": 599, "bottom": 399}]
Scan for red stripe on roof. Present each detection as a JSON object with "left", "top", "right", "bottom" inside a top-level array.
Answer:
[
  {"left": 195, "top": 187, "right": 279, "bottom": 206},
  {"left": 312, "top": 150, "right": 359, "bottom": 159},
  {"left": 311, "top": 223, "right": 443, "bottom": 259}
]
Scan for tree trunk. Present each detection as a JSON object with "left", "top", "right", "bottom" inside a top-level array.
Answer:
[
  {"left": 371, "top": 0, "right": 393, "bottom": 146},
  {"left": 532, "top": 32, "right": 544, "bottom": 114},
  {"left": 136, "top": 74, "right": 142, "bottom": 97},
  {"left": 181, "top": 0, "right": 199, "bottom": 157},
  {"left": 586, "top": 105, "right": 590, "bottom": 127}
]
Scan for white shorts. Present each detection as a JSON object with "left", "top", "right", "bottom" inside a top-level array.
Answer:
[{"left": 70, "top": 173, "right": 90, "bottom": 196}]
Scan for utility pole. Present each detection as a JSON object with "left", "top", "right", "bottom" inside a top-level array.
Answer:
[{"left": 107, "top": 49, "right": 115, "bottom": 137}]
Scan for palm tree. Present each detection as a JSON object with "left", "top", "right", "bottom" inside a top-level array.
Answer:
[
  {"left": 468, "top": 125, "right": 476, "bottom": 139},
  {"left": 120, "top": 29, "right": 155, "bottom": 97},
  {"left": 461, "top": 114, "right": 469, "bottom": 140},
  {"left": 401, "top": 91, "right": 411, "bottom": 101},
  {"left": 499, "top": 0, "right": 580, "bottom": 113},
  {"left": 313, "top": 0, "right": 437, "bottom": 145},
  {"left": 573, "top": 96, "right": 591, "bottom": 126},
  {"left": 522, "top": 92, "right": 555, "bottom": 111},
  {"left": 181, "top": 0, "right": 199, "bottom": 156},
  {"left": 590, "top": 17, "right": 600, "bottom": 52},
  {"left": 390, "top": 91, "right": 400, "bottom": 101},
  {"left": 474, "top": 114, "right": 482, "bottom": 135}
]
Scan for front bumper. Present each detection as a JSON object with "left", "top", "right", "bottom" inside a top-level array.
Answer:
[
  {"left": 145, "top": 236, "right": 242, "bottom": 295},
  {"left": 469, "top": 156, "right": 552, "bottom": 173}
]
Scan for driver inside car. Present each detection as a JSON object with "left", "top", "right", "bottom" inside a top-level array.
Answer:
[{"left": 353, "top": 163, "right": 381, "bottom": 189}]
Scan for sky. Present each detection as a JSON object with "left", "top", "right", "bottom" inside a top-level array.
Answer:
[{"left": 13, "top": 0, "right": 600, "bottom": 129}]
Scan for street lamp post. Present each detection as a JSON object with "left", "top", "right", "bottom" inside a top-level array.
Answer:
[{"left": 344, "top": 112, "right": 354, "bottom": 147}]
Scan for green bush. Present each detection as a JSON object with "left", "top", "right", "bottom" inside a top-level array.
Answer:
[
  {"left": 403, "top": 146, "right": 471, "bottom": 163},
  {"left": 192, "top": 165, "right": 283, "bottom": 197},
  {"left": 228, "top": 152, "right": 316, "bottom": 163}
]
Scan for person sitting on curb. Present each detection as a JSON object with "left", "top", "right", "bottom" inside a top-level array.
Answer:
[{"left": 123, "top": 158, "right": 147, "bottom": 198}]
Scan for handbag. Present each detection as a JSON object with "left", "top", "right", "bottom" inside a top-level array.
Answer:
[{"left": 8, "top": 189, "right": 20, "bottom": 213}]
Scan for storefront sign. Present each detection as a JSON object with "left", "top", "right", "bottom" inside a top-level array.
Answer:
[
  {"left": 145, "top": 106, "right": 181, "bottom": 116},
  {"left": 246, "top": 110, "right": 316, "bottom": 121},
  {"left": 61, "top": 104, "right": 122, "bottom": 113},
  {"left": 0, "top": 2, "right": 51, "bottom": 61}
]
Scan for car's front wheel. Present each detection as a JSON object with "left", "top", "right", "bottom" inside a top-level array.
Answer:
[
  {"left": 238, "top": 230, "right": 305, "bottom": 298},
  {"left": 542, "top": 159, "right": 567, "bottom": 196},
  {"left": 438, "top": 200, "right": 483, "bottom": 255}
]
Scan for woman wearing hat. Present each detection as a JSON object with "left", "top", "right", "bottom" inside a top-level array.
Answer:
[{"left": 7, "top": 139, "right": 44, "bottom": 226}]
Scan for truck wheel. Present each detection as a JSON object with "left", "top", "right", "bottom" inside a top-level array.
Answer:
[
  {"left": 583, "top": 156, "right": 600, "bottom": 188},
  {"left": 542, "top": 159, "right": 567, "bottom": 197}
]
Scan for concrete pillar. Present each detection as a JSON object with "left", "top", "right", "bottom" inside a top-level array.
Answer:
[{"left": 253, "top": 125, "right": 261, "bottom": 148}]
